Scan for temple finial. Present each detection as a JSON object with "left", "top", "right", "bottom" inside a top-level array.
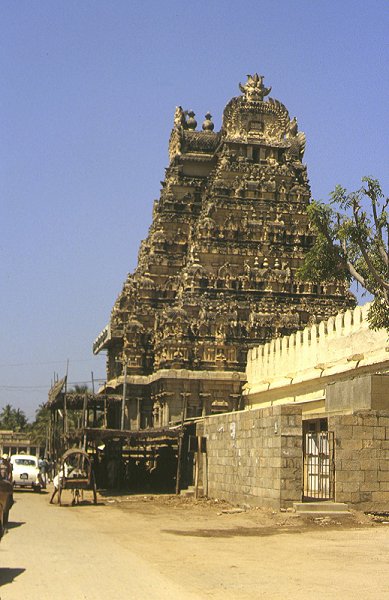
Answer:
[
  {"left": 202, "top": 112, "right": 214, "bottom": 131},
  {"left": 186, "top": 110, "right": 197, "bottom": 130},
  {"left": 239, "top": 73, "right": 271, "bottom": 102}
]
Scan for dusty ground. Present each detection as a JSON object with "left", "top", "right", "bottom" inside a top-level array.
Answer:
[{"left": 1, "top": 486, "right": 389, "bottom": 599}]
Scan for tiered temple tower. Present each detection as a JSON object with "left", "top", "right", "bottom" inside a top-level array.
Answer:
[{"left": 93, "top": 74, "right": 354, "bottom": 429}]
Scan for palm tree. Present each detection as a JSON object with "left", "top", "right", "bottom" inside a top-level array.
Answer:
[
  {"left": 68, "top": 385, "right": 89, "bottom": 394},
  {"left": 0, "top": 404, "right": 28, "bottom": 431},
  {"left": 29, "top": 404, "right": 51, "bottom": 446}
]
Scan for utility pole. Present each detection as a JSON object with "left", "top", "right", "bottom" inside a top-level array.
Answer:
[
  {"left": 121, "top": 362, "right": 127, "bottom": 430},
  {"left": 63, "top": 361, "right": 69, "bottom": 442},
  {"left": 91, "top": 371, "right": 97, "bottom": 427},
  {"left": 175, "top": 391, "right": 190, "bottom": 495},
  {"left": 82, "top": 391, "right": 88, "bottom": 450}
]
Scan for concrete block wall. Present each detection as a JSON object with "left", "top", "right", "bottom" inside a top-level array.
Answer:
[
  {"left": 330, "top": 411, "right": 389, "bottom": 511},
  {"left": 197, "top": 405, "right": 302, "bottom": 510},
  {"left": 327, "top": 374, "right": 389, "bottom": 413}
]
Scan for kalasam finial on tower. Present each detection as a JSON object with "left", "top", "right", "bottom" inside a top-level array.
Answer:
[
  {"left": 239, "top": 73, "right": 271, "bottom": 102},
  {"left": 202, "top": 112, "right": 214, "bottom": 131},
  {"left": 186, "top": 110, "right": 197, "bottom": 130}
]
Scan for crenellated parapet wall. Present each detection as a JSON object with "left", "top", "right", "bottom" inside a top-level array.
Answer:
[{"left": 245, "top": 303, "right": 389, "bottom": 407}]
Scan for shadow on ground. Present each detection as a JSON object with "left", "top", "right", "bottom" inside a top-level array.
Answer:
[
  {"left": 52, "top": 501, "right": 105, "bottom": 508},
  {"left": 98, "top": 489, "right": 173, "bottom": 498},
  {"left": 98, "top": 489, "right": 135, "bottom": 498},
  {"left": 0, "top": 568, "right": 25, "bottom": 587},
  {"left": 6, "top": 521, "right": 25, "bottom": 530},
  {"left": 162, "top": 526, "right": 304, "bottom": 538},
  {"left": 13, "top": 489, "right": 48, "bottom": 496}
]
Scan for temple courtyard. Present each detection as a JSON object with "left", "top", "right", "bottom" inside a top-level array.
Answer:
[{"left": 1, "top": 488, "right": 389, "bottom": 599}]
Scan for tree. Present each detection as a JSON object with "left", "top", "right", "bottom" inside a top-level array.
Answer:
[
  {"left": 0, "top": 404, "right": 28, "bottom": 431},
  {"left": 299, "top": 177, "right": 389, "bottom": 330},
  {"left": 67, "top": 385, "right": 90, "bottom": 428},
  {"left": 29, "top": 403, "right": 51, "bottom": 446}
]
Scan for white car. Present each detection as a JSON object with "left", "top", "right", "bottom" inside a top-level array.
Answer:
[{"left": 10, "top": 455, "right": 44, "bottom": 492}]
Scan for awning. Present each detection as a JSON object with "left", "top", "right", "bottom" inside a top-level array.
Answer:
[
  {"left": 83, "top": 426, "right": 182, "bottom": 444},
  {"left": 47, "top": 376, "right": 67, "bottom": 405}
]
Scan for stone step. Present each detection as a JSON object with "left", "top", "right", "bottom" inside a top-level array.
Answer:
[
  {"left": 180, "top": 485, "right": 204, "bottom": 498},
  {"left": 180, "top": 489, "right": 195, "bottom": 498},
  {"left": 293, "top": 501, "right": 350, "bottom": 515}
]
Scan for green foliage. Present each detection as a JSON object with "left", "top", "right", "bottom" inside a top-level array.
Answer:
[
  {"left": 66, "top": 385, "right": 90, "bottom": 430},
  {"left": 29, "top": 403, "right": 51, "bottom": 445},
  {"left": 367, "top": 299, "right": 389, "bottom": 331},
  {"left": 0, "top": 404, "right": 28, "bottom": 431},
  {"left": 300, "top": 177, "right": 389, "bottom": 331},
  {"left": 298, "top": 229, "right": 350, "bottom": 284},
  {"left": 69, "top": 384, "right": 89, "bottom": 394}
]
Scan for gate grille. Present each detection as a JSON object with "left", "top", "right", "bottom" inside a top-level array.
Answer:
[{"left": 303, "top": 431, "right": 334, "bottom": 501}]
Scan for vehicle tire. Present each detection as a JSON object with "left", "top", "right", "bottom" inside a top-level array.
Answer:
[{"left": 33, "top": 486, "right": 41, "bottom": 493}]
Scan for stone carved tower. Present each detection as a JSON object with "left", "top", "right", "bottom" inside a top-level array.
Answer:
[{"left": 94, "top": 74, "right": 354, "bottom": 428}]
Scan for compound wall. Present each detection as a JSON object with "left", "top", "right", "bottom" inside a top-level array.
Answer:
[
  {"left": 329, "top": 410, "right": 389, "bottom": 512},
  {"left": 196, "top": 404, "right": 302, "bottom": 510}
]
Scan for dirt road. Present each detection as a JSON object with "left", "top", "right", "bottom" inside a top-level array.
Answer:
[{"left": 1, "top": 488, "right": 389, "bottom": 599}]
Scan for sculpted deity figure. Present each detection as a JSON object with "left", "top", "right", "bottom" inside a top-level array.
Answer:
[
  {"left": 279, "top": 180, "right": 287, "bottom": 200},
  {"left": 288, "top": 117, "right": 298, "bottom": 137},
  {"left": 174, "top": 106, "right": 186, "bottom": 129},
  {"left": 219, "top": 150, "right": 231, "bottom": 170},
  {"left": 266, "top": 176, "right": 276, "bottom": 192}
]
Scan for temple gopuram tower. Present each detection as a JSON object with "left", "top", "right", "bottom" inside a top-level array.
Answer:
[{"left": 94, "top": 74, "right": 354, "bottom": 429}]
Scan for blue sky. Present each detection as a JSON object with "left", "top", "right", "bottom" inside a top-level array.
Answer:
[{"left": 1, "top": 1, "right": 388, "bottom": 419}]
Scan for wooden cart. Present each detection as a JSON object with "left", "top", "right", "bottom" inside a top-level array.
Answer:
[{"left": 58, "top": 448, "right": 97, "bottom": 506}]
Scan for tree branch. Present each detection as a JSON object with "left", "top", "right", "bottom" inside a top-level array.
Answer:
[
  {"left": 370, "top": 194, "right": 389, "bottom": 266},
  {"left": 352, "top": 202, "right": 389, "bottom": 291},
  {"left": 340, "top": 239, "right": 368, "bottom": 290}
]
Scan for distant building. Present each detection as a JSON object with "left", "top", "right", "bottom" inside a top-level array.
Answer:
[
  {"left": 0, "top": 430, "right": 42, "bottom": 457},
  {"left": 94, "top": 74, "right": 353, "bottom": 431}
]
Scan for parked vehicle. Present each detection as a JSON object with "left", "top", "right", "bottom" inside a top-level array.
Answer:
[{"left": 10, "top": 454, "right": 44, "bottom": 491}]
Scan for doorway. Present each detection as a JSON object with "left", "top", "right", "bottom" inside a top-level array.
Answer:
[{"left": 303, "top": 418, "right": 334, "bottom": 501}]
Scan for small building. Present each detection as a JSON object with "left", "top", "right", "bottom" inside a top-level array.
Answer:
[
  {"left": 195, "top": 304, "right": 389, "bottom": 511},
  {"left": 0, "top": 430, "right": 42, "bottom": 457}
]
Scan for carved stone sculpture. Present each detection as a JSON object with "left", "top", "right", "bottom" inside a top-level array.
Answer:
[{"left": 93, "top": 74, "right": 354, "bottom": 429}]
